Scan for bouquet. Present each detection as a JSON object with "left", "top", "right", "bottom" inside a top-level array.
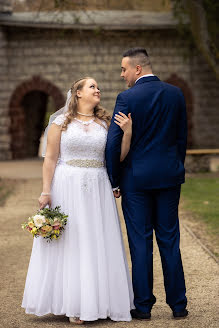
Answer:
[{"left": 22, "top": 206, "right": 68, "bottom": 242}]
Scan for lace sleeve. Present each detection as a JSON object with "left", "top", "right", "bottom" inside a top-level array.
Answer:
[{"left": 52, "top": 114, "right": 66, "bottom": 126}]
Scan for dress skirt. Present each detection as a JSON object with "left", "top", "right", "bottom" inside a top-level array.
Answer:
[{"left": 22, "top": 162, "right": 134, "bottom": 321}]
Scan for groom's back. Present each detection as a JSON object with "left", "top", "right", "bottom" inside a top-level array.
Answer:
[{"left": 120, "top": 76, "right": 187, "bottom": 190}]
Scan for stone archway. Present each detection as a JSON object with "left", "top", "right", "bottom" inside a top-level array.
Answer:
[
  {"left": 165, "top": 74, "right": 193, "bottom": 148},
  {"left": 9, "top": 76, "right": 65, "bottom": 159}
]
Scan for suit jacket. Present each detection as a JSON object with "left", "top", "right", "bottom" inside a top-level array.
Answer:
[{"left": 105, "top": 76, "right": 187, "bottom": 190}]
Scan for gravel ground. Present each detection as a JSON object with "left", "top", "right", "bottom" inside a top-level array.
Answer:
[{"left": 0, "top": 178, "right": 218, "bottom": 328}]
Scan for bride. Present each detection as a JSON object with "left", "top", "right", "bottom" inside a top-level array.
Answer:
[{"left": 22, "top": 77, "right": 134, "bottom": 324}]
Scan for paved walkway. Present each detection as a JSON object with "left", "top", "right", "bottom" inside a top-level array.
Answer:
[
  {"left": 0, "top": 161, "right": 218, "bottom": 328},
  {"left": 0, "top": 159, "right": 43, "bottom": 179}
]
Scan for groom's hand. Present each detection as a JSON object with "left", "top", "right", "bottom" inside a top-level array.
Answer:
[{"left": 113, "top": 190, "right": 121, "bottom": 198}]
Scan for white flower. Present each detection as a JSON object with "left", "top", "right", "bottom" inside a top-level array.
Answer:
[{"left": 33, "top": 215, "right": 46, "bottom": 228}]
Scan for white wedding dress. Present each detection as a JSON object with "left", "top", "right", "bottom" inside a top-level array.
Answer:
[{"left": 22, "top": 114, "right": 134, "bottom": 321}]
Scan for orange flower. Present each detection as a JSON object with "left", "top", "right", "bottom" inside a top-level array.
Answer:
[{"left": 43, "top": 225, "right": 53, "bottom": 232}]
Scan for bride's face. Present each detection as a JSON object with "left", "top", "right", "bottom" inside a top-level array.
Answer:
[{"left": 77, "top": 79, "right": 101, "bottom": 106}]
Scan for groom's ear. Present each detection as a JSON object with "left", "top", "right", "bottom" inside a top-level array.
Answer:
[{"left": 136, "top": 65, "right": 142, "bottom": 76}]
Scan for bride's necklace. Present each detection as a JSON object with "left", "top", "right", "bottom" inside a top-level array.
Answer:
[{"left": 77, "top": 111, "right": 94, "bottom": 117}]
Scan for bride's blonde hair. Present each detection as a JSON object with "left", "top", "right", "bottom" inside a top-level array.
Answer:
[{"left": 62, "top": 77, "right": 111, "bottom": 131}]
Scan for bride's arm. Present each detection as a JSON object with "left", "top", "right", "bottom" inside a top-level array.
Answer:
[
  {"left": 38, "top": 124, "right": 62, "bottom": 209},
  {"left": 114, "top": 112, "right": 132, "bottom": 162}
]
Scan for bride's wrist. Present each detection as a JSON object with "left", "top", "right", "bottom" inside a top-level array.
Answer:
[
  {"left": 41, "top": 192, "right": 51, "bottom": 196},
  {"left": 123, "top": 130, "right": 132, "bottom": 137}
]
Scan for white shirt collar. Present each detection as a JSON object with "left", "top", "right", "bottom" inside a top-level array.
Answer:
[{"left": 135, "top": 74, "right": 154, "bottom": 84}]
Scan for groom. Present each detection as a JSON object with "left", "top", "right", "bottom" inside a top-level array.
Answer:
[{"left": 105, "top": 47, "right": 188, "bottom": 319}]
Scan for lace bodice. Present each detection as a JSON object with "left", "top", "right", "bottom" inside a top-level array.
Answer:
[{"left": 53, "top": 114, "right": 108, "bottom": 162}]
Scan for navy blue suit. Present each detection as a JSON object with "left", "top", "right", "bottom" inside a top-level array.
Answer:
[{"left": 105, "top": 76, "right": 187, "bottom": 313}]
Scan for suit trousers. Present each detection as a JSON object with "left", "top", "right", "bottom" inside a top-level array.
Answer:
[{"left": 121, "top": 185, "right": 187, "bottom": 313}]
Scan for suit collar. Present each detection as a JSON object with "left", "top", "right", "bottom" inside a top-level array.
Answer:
[{"left": 135, "top": 75, "right": 160, "bottom": 85}]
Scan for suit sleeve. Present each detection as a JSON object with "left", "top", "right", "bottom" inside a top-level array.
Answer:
[
  {"left": 177, "top": 90, "right": 187, "bottom": 164},
  {"left": 105, "top": 93, "right": 129, "bottom": 188}
]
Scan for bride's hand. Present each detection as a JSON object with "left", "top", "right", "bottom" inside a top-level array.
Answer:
[
  {"left": 38, "top": 195, "right": 51, "bottom": 210},
  {"left": 114, "top": 112, "right": 132, "bottom": 134}
]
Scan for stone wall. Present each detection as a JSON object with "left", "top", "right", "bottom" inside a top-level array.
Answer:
[
  {"left": 0, "top": 0, "right": 12, "bottom": 13},
  {"left": 0, "top": 27, "right": 219, "bottom": 159},
  {"left": 0, "top": 27, "right": 11, "bottom": 159},
  {"left": 12, "top": 0, "right": 171, "bottom": 12}
]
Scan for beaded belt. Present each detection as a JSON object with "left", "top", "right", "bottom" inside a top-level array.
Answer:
[{"left": 65, "top": 159, "right": 104, "bottom": 168}]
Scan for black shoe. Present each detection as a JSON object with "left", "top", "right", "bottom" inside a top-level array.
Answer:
[
  {"left": 130, "top": 309, "right": 151, "bottom": 320},
  {"left": 173, "top": 309, "right": 189, "bottom": 319}
]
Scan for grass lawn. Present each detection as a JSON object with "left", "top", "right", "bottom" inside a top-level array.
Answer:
[{"left": 181, "top": 174, "right": 219, "bottom": 239}]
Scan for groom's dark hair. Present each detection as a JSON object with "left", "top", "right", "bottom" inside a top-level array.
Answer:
[{"left": 123, "top": 47, "right": 151, "bottom": 68}]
